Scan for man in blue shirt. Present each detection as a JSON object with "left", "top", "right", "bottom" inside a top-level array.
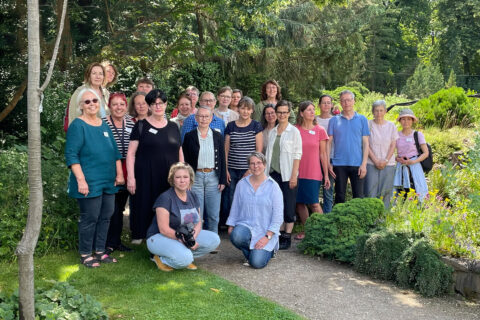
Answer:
[
  {"left": 181, "top": 91, "right": 225, "bottom": 141},
  {"left": 327, "top": 90, "right": 370, "bottom": 204}
]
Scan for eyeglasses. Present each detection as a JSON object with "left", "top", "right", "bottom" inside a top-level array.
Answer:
[
  {"left": 219, "top": 94, "right": 232, "bottom": 99},
  {"left": 249, "top": 161, "right": 264, "bottom": 167},
  {"left": 276, "top": 111, "right": 289, "bottom": 115},
  {"left": 340, "top": 98, "right": 353, "bottom": 103},
  {"left": 150, "top": 102, "right": 165, "bottom": 107},
  {"left": 200, "top": 99, "right": 216, "bottom": 103},
  {"left": 83, "top": 98, "right": 99, "bottom": 105},
  {"left": 196, "top": 115, "right": 211, "bottom": 119},
  {"left": 187, "top": 92, "right": 198, "bottom": 97}
]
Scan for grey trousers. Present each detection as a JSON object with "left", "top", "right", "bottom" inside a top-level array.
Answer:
[{"left": 364, "top": 164, "right": 395, "bottom": 208}]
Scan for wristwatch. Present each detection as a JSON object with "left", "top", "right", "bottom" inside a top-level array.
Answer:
[{"left": 265, "top": 234, "right": 272, "bottom": 240}]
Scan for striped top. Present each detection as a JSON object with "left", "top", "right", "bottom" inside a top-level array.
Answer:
[
  {"left": 225, "top": 120, "right": 263, "bottom": 170},
  {"left": 102, "top": 115, "right": 135, "bottom": 159}
]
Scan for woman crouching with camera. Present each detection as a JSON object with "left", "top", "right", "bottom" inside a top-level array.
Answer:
[{"left": 146, "top": 162, "right": 220, "bottom": 271}]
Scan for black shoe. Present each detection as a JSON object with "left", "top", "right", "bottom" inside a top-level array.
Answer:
[
  {"left": 117, "top": 243, "right": 133, "bottom": 252},
  {"left": 105, "top": 247, "right": 115, "bottom": 255},
  {"left": 279, "top": 233, "right": 291, "bottom": 250}
]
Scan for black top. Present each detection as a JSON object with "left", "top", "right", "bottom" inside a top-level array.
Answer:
[{"left": 182, "top": 128, "right": 227, "bottom": 185}]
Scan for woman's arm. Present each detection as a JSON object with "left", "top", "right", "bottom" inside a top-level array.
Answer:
[
  {"left": 385, "top": 139, "right": 396, "bottom": 165},
  {"left": 406, "top": 143, "right": 429, "bottom": 165},
  {"left": 255, "top": 131, "right": 263, "bottom": 153},
  {"left": 156, "top": 208, "right": 177, "bottom": 239},
  {"left": 289, "top": 159, "right": 300, "bottom": 189},
  {"left": 319, "top": 140, "right": 330, "bottom": 189},
  {"left": 114, "top": 160, "right": 124, "bottom": 186},
  {"left": 126, "top": 140, "right": 139, "bottom": 194},
  {"left": 224, "top": 134, "right": 231, "bottom": 184},
  {"left": 71, "top": 164, "right": 89, "bottom": 196}
]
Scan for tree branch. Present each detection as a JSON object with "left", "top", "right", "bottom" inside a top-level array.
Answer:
[
  {"left": 0, "top": 79, "right": 28, "bottom": 122},
  {"left": 39, "top": 0, "right": 68, "bottom": 93}
]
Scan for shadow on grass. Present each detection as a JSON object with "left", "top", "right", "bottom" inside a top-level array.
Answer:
[{"left": 0, "top": 246, "right": 303, "bottom": 320}]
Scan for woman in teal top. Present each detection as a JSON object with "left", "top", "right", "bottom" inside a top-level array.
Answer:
[{"left": 65, "top": 88, "right": 124, "bottom": 268}]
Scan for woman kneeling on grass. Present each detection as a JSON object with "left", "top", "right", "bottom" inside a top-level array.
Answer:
[
  {"left": 146, "top": 162, "right": 220, "bottom": 271},
  {"left": 227, "top": 152, "right": 283, "bottom": 269}
]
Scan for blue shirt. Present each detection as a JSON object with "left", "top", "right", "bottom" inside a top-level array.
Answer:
[
  {"left": 181, "top": 114, "right": 225, "bottom": 142},
  {"left": 327, "top": 112, "right": 370, "bottom": 166},
  {"left": 226, "top": 175, "right": 283, "bottom": 252},
  {"left": 65, "top": 118, "right": 121, "bottom": 198}
]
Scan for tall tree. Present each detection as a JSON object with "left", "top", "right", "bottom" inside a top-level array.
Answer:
[{"left": 16, "top": 0, "right": 67, "bottom": 318}]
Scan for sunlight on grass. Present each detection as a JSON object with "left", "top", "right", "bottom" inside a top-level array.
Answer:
[
  {"left": 156, "top": 280, "right": 185, "bottom": 291},
  {"left": 194, "top": 280, "right": 207, "bottom": 287},
  {"left": 58, "top": 264, "right": 79, "bottom": 282}
]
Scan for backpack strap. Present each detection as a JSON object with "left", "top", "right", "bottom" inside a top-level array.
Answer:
[{"left": 413, "top": 131, "right": 421, "bottom": 156}]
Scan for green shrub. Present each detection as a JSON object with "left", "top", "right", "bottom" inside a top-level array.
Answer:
[
  {"left": 396, "top": 239, "right": 453, "bottom": 297},
  {"left": 0, "top": 282, "right": 108, "bottom": 319},
  {"left": 402, "top": 63, "right": 444, "bottom": 99},
  {"left": 0, "top": 148, "right": 78, "bottom": 261},
  {"left": 354, "top": 230, "right": 414, "bottom": 280},
  {"left": 323, "top": 82, "right": 370, "bottom": 103},
  {"left": 423, "top": 126, "right": 475, "bottom": 164},
  {"left": 298, "top": 198, "right": 384, "bottom": 263},
  {"left": 412, "top": 87, "right": 479, "bottom": 129}
]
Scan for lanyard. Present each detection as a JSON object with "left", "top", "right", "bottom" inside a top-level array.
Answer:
[{"left": 110, "top": 116, "right": 126, "bottom": 158}]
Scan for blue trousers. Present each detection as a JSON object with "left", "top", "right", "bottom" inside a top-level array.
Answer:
[
  {"left": 147, "top": 230, "right": 220, "bottom": 269},
  {"left": 230, "top": 225, "right": 273, "bottom": 269},
  {"left": 77, "top": 193, "right": 115, "bottom": 255}
]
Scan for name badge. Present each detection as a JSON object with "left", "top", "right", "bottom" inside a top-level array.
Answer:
[
  {"left": 125, "top": 127, "right": 132, "bottom": 134},
  {"left": 309, "top": 130, "right": 316, "bottom": 135},
  {"left": 103, "top": 132, "right": 109, "bottom": 137},
  {"left": 214, "top": 128, "right": 221, "bottom": 132},
  {"left": 149, "top": 128, "right": 158, "bottom": 134},
  {"left": 406, "top": 138, "right": 412, "bottom": 142}
]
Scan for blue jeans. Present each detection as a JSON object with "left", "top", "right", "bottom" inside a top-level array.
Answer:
[
  {"left": 322, "top": 173, "right": 335, "bottom": 213},
  {"left": 147, "top": 230, "right": 220, "bottom": 269},
  {"left": 230, "top": 225, "right": 273, "bottom": 269},
  {"left": 221, "top": 168, "right": 247, "bottom": 219},
  {"left": 77, "top": 193, "right": 115, "bottom": 255},
  {"left": 191, "top": 171, "right": 222, "bottom": 233}
]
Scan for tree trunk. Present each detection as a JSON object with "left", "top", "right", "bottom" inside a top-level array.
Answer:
[{"left": 16, "top": 0, "right": 42, "bottom": 319}]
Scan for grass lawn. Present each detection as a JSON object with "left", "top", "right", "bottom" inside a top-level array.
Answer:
[{"left": 0, "top": 246, "right": 302, "bottom": 320}]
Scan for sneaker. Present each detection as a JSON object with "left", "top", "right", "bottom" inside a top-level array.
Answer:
[
  {"left": 272, "top": 250, "right": 278, "bottom": 259},
  {"left": 279, "top": 234, "right": 291, "bottom": 250},
  {"left": 152, "top": 255, "right": 173, "bottom": 272},
  {"left": 117, "top": 243, "right": 133, "bottom": 252},
  {"left": 131, "top": 239, "right": 143, "bottom": 245},
  {"left": 186, "top": 263, "right": 197, "bottom": 270},
  {"left": 243, "top": 259, "right": 250, "bottom": 267}
]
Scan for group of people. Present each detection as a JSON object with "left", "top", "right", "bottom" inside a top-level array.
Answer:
[{"left": 65, "top": 62, "right": 429, "bottom": 270}]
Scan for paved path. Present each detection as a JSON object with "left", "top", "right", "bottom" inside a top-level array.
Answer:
[{"left": 196, "top": 232, "right": 480, "bottom": 320}]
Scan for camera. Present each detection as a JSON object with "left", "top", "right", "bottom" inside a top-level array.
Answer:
[{"left": 175, "top": 223, "right": 196, "bottom": 248}]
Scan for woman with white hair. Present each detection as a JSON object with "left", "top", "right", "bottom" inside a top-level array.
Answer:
[
  {"left": 65, "top": 88, "right": 124, "bottom": 268},
  {"left": 364, "top": 100, "right": 398, "bottom": 208}
]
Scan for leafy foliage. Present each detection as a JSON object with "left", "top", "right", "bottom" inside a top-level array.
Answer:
[
  {"left": 402, "top": 63, "right": 445, "bottom": 99},
  {"left": 0, "top": 282, "right": 107, "bottom": 319},
  {"left": 298, "top": 198, "right": 385, "bottom": 263},
  {"left": 354, "top": 230, "right": 414, "bottom": 281},
  {"left": 422, "top": 126, "right": 475, "bottom": 164},
  {"left": 0, "top": 148, "right": 78, "bottom": 261},
  {"left": 412, "top": 87, "right": 479, "bottom": 128},
  {"left": 396, "top": 239, "right": 453, "bottom": 297}
]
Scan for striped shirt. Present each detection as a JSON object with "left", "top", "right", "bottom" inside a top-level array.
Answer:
[
  {"left": 102, "top": 115, "right": 135, "bottom": 159},
  {"left": 225, "top": 120, "right": 263, "bottom": 170}
]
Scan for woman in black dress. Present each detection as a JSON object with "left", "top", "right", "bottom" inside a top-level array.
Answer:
[{"left": 126, "top": 89, "right": 184, "bottom": 244}]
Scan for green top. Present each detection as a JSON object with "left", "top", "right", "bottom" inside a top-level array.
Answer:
[
  {"left": 65, "top": 118, "right": 121, "bottom": 198},
  {"left": 253, "top": 101, "right": 296, "bottom": 124},
  {"left": 270, "top": 135, "right": 282, "bottom": 174}
]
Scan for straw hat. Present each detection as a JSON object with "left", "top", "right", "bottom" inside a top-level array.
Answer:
[{"left": 396, "top": 108, "right": 418, "bottom": 122}]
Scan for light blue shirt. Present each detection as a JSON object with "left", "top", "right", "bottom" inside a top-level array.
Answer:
[
  {"left": 197, "top": 128, "right": 215, "bottom": 169},
  {"left": 327, "top": 112, "right": 370, "bottom": 166},
  {"left": 226, "top": 175, "right": 284, "bottom": 251}
]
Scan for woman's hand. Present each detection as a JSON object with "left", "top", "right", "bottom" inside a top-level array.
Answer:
[
  {"left": 127, "top": 177, "right": 136, "bottom": 195},
  {"left": 226, "top": 170, "right": 231, "bottom": 185},
  {"left": 218, "top": 184, "right": 225, "bottom": 192},
  {"left": 254, "top": 236, "right": 269, "bottom": 249},
  {"left": 405, "top": 159, "right": 416, "bottom": 166},
  {"left": 375, "top": 160, "right": 387, "bottom": 170},
  {"left": 115, "top": 174, "right": 125, "bottom": 186},
  {"left": 77, "top": 179, "right": 89, "bottom": 196},
  {"left": 190, "top": 241, "right": 199, "bottom": 251},
  {"left": 328, "top": 163, "right": 336, "bottom": 179},
  {"left": 228, "top": 226, "right": 234, "bottom": 235},
  {"left": 289, "top": 176, "right": 298, "bottom": 189},
  {"left": 324, "top": 177, "right": 331, "bottom": 190}
]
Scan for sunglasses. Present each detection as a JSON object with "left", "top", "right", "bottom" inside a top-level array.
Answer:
[{"left": 83, "top": 98, "right": 99, "bottom": 105}]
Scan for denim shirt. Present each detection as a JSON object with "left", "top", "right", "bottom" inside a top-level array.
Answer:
[{"left": 226, "top": 175, "right": 284, "bottom": 251}]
